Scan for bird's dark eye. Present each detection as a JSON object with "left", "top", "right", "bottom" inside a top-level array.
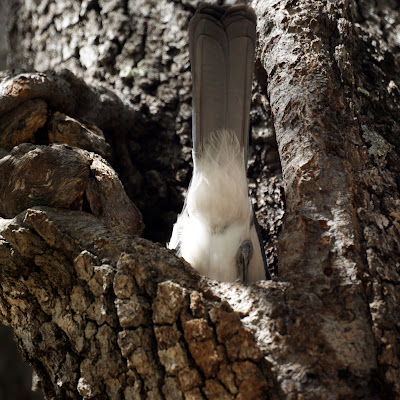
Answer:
[{"left": 236, "top": 240, "right": 253, "bottom": 282}]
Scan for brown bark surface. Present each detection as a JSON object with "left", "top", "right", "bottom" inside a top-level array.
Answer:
[{"left": 1, "top": 0, "right": 399, "bottom": 399}]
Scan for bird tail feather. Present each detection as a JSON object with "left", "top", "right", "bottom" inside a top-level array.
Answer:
[{"left": 189, "top": 4, "right": 257, "bottom": 163}]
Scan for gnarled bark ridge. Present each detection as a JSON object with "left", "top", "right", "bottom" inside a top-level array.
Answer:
[{"left": 1, "top": 0, "right": 399, "bottom": 399}]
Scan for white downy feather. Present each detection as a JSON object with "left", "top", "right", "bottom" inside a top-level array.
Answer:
[{"left": 168, "top": 130, "right": 265, "bottom": 282}]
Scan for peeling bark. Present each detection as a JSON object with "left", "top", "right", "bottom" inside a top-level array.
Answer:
[{"left": 1, "top": 0, "right": 399, "bottom": 399}]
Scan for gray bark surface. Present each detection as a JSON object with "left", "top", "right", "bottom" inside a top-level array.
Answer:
[{"left": 0, "top": 0, "right": 399, "bottom": 399}]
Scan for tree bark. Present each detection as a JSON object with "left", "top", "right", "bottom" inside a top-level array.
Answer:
[{"left": 1, "top": 0, "right": 399, "bottom": 399}]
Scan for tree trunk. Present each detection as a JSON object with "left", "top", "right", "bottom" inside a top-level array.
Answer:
[{"left": 1, "top": 0, "right": 399, "bottom": 399}]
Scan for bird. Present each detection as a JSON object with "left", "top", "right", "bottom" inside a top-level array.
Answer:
[{"left": 168, "top": 3, "right": 270, "bottom": 283}]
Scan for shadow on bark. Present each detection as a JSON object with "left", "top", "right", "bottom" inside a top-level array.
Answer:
[{"left": 1, "top": 0, "right": 400, "bottom": 399}]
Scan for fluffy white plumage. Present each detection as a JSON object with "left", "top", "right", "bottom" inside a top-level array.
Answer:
[
  {"left": 168, "top": 130, "right": 265, "bottom": 282},
  {"left": 168, "top": 4, "right": 268, "bottom": 282}
]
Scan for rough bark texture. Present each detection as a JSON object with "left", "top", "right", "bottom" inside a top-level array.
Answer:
[
  {"left": 1, "top": 0, "right": 399, "bottom": 399},
  {"left": 254, "top": 1, "right": 400, "bottom": 397}
]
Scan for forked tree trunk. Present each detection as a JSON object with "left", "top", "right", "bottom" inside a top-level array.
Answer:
[{"left": 0, "top": 1, "right": 399, "bottom": 399}]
